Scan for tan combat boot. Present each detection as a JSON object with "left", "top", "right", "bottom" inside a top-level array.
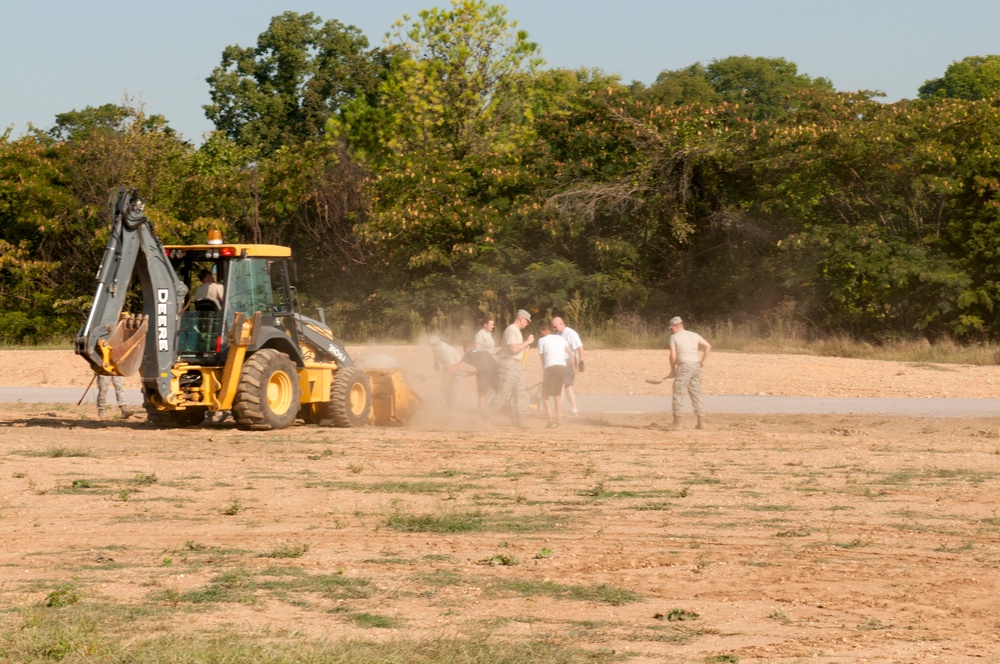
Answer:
[
  {"left": 670, "top": 416, "right": 683, "bottom": 431},
  {"left": 696, "top": 416, "right": 705, "bottom": 430}
]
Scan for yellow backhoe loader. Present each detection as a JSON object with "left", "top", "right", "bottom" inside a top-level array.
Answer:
[{"left": 76, "top": 187, "right": 418, "bottom": 430}]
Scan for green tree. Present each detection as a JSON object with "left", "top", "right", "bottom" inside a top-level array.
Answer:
[
  {"left": 755, "top": 92, "right": 979, "bottom": 338},
  {"left": 919, "top": 54, "right": 1000, "bottom": 100},
  {"left": 333, "top": 0, "right": 543, "bottom": 324},
  {"left": 205, "top": 11, "right": 388, "bottom": 155},
  {"left": 0, "top": 101, "right": 198, "bottom": 340},
  {"left": 48, "top": 103, "right": 178, "bottom": 143},
  {"left": 705, "top": 55, "right": 834, "bottom": 119},
  {"left": 638, "top": 63, "right": 719, "bottom": 107}
]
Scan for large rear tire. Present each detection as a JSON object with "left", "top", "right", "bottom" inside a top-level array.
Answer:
[
  {"left": 316, "top": 366, "right": 371, "bottom": 428},
  {"left": 232, "top": 349, "right": 301, "bottom": 431}
]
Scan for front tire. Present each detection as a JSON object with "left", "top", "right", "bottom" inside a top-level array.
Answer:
[
  {"left": 315, "top": 366, "right": 371, "bottom": 428},
  {"left": 232, "top": 349, "right": 301, "bottom": 431}
]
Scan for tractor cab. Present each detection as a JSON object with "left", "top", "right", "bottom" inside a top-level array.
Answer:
[{"left": 165, "top": 232, "right": 300, "bottom": 366}]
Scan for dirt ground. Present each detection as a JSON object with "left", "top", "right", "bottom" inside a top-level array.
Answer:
[{"left": 3, "top": 348, "right": 1000, "bottom": 662}]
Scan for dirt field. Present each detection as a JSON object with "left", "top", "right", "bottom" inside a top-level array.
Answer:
[{"left": 3, "top": 348, "right": 1000, "bottom": 662}]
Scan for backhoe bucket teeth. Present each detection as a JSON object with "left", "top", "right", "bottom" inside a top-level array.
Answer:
[
  {"left": 105, "top": 315, "right": 148, "bottom": 376},
  {"left": 367, "top": 369, "right": 421, "bottom": 425}
]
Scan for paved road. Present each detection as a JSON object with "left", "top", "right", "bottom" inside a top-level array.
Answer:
[{"left": 5, "top": 387, "right": 1000, "bottom": 417}]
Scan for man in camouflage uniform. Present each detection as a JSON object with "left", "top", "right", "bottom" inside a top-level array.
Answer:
[
  {"left": 487, "top": 309, "right": 535, "bottom": 426},
  {"left": 97, "top": 374, "right": 134, "bottom": 420},
  {"left": 668, "top": 316, "right": 711, "bottom": 430}
]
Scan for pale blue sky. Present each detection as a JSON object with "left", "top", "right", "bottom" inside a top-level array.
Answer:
[{"left": 2, "top": 1, "right": 998, "bottom": 144}]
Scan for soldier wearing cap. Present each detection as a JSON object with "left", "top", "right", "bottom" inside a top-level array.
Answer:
[
  {"left": 487, "top": 309, "right": 535, "bottom": 427},
  {"left": 668, "top": 316, "right": 711, "bottom": 430}
]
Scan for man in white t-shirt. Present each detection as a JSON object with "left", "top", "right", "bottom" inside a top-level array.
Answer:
[
  {"left": 486, "top": 309, "right": 535, "bottom": 426},
  {"left": 552, "top": 317, "right": 583, "bottom": 415},
  {"left": 536, "top": 322, "right": 571, "bottom": 428},
  {"left": 668, "top": 316, "right": 711, "bottom": 430}
]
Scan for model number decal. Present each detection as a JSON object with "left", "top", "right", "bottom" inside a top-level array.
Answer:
[
  {"left": 157, "top": 289, "right": 170, "bottom": 352},
  {"left": 327, "top": 343, "right": 347, "bottom": 363}
]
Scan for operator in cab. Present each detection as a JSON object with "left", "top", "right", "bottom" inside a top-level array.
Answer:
[{"left": 194, "top": 268, "right": 224, "bottom": 311}]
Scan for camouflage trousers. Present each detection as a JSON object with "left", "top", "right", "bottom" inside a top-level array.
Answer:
[
  {"left": 97, "top": 375, "right": 126, "bottom": 411},
  {"left": 488, "top": 358, "right": 528, "bottom": 423},
  {"left": 672, "top": 362, "right": 704, "bottom": 417}
]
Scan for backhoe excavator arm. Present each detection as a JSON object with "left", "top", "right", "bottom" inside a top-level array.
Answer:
[{"left": 75, "top": 188, "right": 187, "bottom": 404}]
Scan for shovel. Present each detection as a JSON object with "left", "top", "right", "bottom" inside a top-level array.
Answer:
[{"left": 644, "top": 372, "right": 675, "bottom": 385}]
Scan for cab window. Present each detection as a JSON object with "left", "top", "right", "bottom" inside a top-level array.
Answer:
[{"left": 226, "top": 258, "right": 272, "bottom": 316}]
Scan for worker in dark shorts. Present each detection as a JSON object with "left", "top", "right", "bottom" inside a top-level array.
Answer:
[
  {"left": 535, "top": 322, "right": 572, "bottom": 428},
  {"left": 448, "top": 342, "right": 498, "bottom": 415}
]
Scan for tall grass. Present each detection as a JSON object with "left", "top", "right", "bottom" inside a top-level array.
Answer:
[{"left": 1, "top": 604, "right": 603, "bottom": 663}]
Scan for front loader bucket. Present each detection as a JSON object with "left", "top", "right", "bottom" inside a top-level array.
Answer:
[
  {"left": 103, "top": 314, "right": 148, "bottom": 376},
  {"left": 367, "top": 368, "right": 421, "bottom": 425}
]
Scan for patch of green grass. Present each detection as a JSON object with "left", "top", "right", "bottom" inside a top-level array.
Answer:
[
  {"left": 1, "top": 604, "right": 603, "bottom": 663},
  {"left": 832, "top": 537, "right": 870, "bottom": 549},
  {"left": 489, "top": 579, "right": 637, "bottom": 606},
  {"left": 582, "top": 482, "right": 679, "bottom": 500},
  {"left": 775, "top": 529, "right": 811, "bottom": 538},
  {"left": 364, "top": 556, "right": 413, "bottom": 565},
  {"left": 53, "top": 478, "right": 116, "bottom": 496},
  {"left": 635, "top": 501, "right": 673, "bottom": 511},
  {"left": 474, "top": 553, "right": 520, "bottom": 566},
  {"left": 15, "top": 447, "right": 94, "bottom": 458},
  {"left": 307, "top": 479, "right": 478, "bottom": 494},
  {"left": 705, "top": 655, "right": 739, "bottom": 663},
  {"left": 44, "top": 583, "right": 82, "bottom": 608},
  {"left": 258, "top": 543, "right": 310, "bottom": 559},
  {"left": 348, "top": 612, "right": 402, "bottom": 628},
  {"left": 384, "top": 506, "right": 558, "bottom": 533},
  {"left": 686, "top": 474, "right": 722, "bottom": 485},
  {"left": 162, "top": 569, "right": 259, "bottom": 604},
  {"left": 747, "top": 504, "right": 794, "bottom": 512},
  {"left": 385, "top": 510, "right": 485, "bottom": 533},
  {"left": 260, "top": 570, "right": 374, "bottom": 600},
  {"left": 655, "top": 608, "right": 699, "bottom": 622},
  {"left": 130, "top": 473, "right": 159, "bottom": 486},
  {"left": 859, "top": 617, "right": 888, "bottom": 631},
  {"left": 878, "top": 468, "right": 996, "bottom": 486},
  {"left": 221, "top": 498, "right": 243, "bottom": 516},
  {"left": 159, "top": 567, "right": 374, "bottom": 605}
]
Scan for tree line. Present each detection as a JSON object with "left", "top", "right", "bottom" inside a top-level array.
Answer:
[{"left": 3, "top": 1, "right": 1000, "bottom": 344}]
